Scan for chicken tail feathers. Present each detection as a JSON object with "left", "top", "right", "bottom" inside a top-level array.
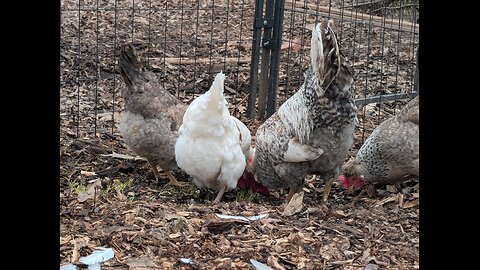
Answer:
[
  {"left": 119, "top": 44, "right": 141, "bottom": 88},
  {"left": 310, "top": 23, "right": 324, "bottom": 85},
  {"left": 208, "top": 71, "right": 226, "bottom": 101},
  {"left": 312, "top": 20, "right": 342, "bottom": 90},
  {"left": 321, "top": 20, "right": 342, "bottom": 89}
]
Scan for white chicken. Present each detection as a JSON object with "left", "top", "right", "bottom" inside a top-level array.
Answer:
[{"left": 175, "top": 72, "right": 253, "bottom": 203}]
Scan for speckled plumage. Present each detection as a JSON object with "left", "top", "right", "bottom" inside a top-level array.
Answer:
[
  {"left": 342, "top": 96, "right": 419, "bottom": 185},
  {"left": 253, "top": 20, "right": 357, "bottom": 201},
  {"left": 118, "top": 44, "right": 187, "bottom": 181}
]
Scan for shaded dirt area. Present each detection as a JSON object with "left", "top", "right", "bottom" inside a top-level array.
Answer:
[{"left": 60, "top": 0, "right": 419, "bottom": 269}]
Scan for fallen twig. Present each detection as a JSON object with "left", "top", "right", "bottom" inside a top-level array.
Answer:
[{"left": 101, "top": 152, "right": 146, "bottom": 161}]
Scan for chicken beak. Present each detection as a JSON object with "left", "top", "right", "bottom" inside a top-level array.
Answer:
[{"left": 347, "top": 185, "right": 354, "bottom": 194}]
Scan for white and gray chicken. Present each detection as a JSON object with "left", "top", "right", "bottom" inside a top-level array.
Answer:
[{"left": 248, "top": 20, "right": 357, "bottom": 209}]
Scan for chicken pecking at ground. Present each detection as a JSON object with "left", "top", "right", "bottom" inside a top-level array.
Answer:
[
  {"left": 118, "top": 44, "right": 187, "bottom": 186},
  {"left": 245, "top": 20, "right": 357, "bottom": 209},
  {"left": 339, "top": 95, "right": 419, "bottom": 193},
  {"left": 174, "top": 72, "right": 254, "bottom": 203}
]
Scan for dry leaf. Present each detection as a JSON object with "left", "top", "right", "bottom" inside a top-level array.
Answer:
[
  {"left": 124, "top": 212, "right": 135, "bottom": 225},
  {"left": 125, "top": 257, "right": 158, "bottom": 270},
  {"left": 70, "top": 237, "right": 90, "bottom": 262},
  {"left": 169, "top": 232, "right": 182, "bottom": 239},
  {"left": 115, "top": 187, "right": 127, "bottom": 201},
  {"left": 326, "top": 209, "right": 349, "bottom": 218},
  {"left": 282, "top": 192, "right": 304, "bottom": 216},
  {"left": 165, "top": 213, "right": 182, "bottom": 220},
  {"left": 161, "top": 260, "right": 173, "bottom": 270},
  {"left": 80, "top": 170, "right": 97, "bottom": 177},
  {"left": 60, "top": 235, "right": 72, "bottom": 245},
  {"left": 176, "top": 211, "right": 192, "bottom": 217},
  {"left": 77, "top": 179, "right": 102, "bottom": 202},
  {"left": 206, "top": 221, "right": 236, "bottom": 234},
  {"left": 401, "top": 199, "right": 419, "bottom": 209},
  {"left": 373, "top": 195, "right": 398, "bottom": 207},
  {"left": 267, "top": 255, "right": 286, "bottom": 270},
  {"left": 211, "top": 257, "right": 233, "bottom": 268}
]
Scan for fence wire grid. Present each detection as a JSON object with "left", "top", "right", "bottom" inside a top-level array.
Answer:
[{"left": 60, "top": 0, "right": 419, "bottom": 146}]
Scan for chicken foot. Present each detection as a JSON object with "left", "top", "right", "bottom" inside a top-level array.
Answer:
[
  {"left": 165, "top": 170, "right": 188, "bottom": 186},
  {"left": 148, "top": 160, "right": 186, "bottom": 186}
]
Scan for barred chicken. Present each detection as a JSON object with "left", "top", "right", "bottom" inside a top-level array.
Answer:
[
  {"left": 175, "top": 72, "right": 254, "bottom": 203},
  {"left": 247, "top": 20, "right": 357, "bottom": 209},
  {"left": 118, "top": 44, "right": 187, "bottom": 186},
  {"left": 339, "top": 96, "right": 419, "bottom": 191}
]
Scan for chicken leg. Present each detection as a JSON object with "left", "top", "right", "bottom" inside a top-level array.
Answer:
[
  {"left": 148, "top": 160, "right": 163, "bottom": 182},
  {"left": 165, "top": 170, "right": 187, "bottom": 187},
  {"left": 322, "top": 178, "right": 334, "bottom": 205},
  {"left": 148, "top": 160, "right": 186, "bottom": 186},
  {"left": 213, "top": 182, "right": 227, "bottom": 204}
]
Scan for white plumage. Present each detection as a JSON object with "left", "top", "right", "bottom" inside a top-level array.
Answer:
[{"left": 175, "top": 72, "right": 252, "bottom": 203}]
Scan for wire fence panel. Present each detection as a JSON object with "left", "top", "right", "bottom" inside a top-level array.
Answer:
[
  {"left": 61, "top": 0, "right": 256, "bottom": 139},
  {"left": 257, "top": 0, "right": 418, "bottom": 111},
  {"left": 246, "top": 0, "right": 418, "bottom": 144},
  {"left": 60, "top": 0, "right": 418, "bottom": 146}
]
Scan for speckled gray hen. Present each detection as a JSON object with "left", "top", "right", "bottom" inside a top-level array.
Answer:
[
  {"left": 340, "top": 96, "right": 419, "bottom": 189},
  {"left": 250, "top": 20, "right": 357, "bottom": 205},
  {"left": 118, "top": 44, "right": 187, "bottom": 186}
]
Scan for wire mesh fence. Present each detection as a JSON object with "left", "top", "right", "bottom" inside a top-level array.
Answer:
[
  {"left": 272, "top": 0, "right": 419, "bottom": 146},
  {"left": 280, "top": 0, "right": 419, "bottom": 104},
  {"left": 60, "top": 0, "right": 419, "bottom": 146},
  {"left": 60, "top": 0, "right": 255, "bottom": 139}
]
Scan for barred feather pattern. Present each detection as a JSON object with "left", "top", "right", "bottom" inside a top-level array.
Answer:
[{"left": 253, "top": 20, "right": 357, "bottom": 193}]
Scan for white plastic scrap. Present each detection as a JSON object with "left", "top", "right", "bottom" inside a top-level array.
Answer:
[
  {"left": 60, "top": 264, "right": 77, "bottom": 270},
  {"left": 250, "top": 259, "right": 273, "bottom": 270},
  {"left": 78, "top": 247, "right": 115, "bottom": 270},
  {"left": 215, "top": 213, "right": 268, "bottom": 222},
  {"left": 179, "top": 258, "right": 194, "bottom": 264}
]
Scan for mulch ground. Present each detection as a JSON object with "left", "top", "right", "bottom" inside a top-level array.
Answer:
[{"left": 60, "top": 0, "right": 419, "bottom": 269}]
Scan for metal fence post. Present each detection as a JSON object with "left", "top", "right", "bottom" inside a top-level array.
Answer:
[
  {"left": 247, "top": 0, "right": 286, "bottom": 119},
  {"left": 266, "top": 0, "right": 285, "bottom": 117},
  {"left": 257, "top": 0, "right": 275, "bottom": 119},
  {"left": 246, "top": 0, "right": 264, "bottom": 118}
]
